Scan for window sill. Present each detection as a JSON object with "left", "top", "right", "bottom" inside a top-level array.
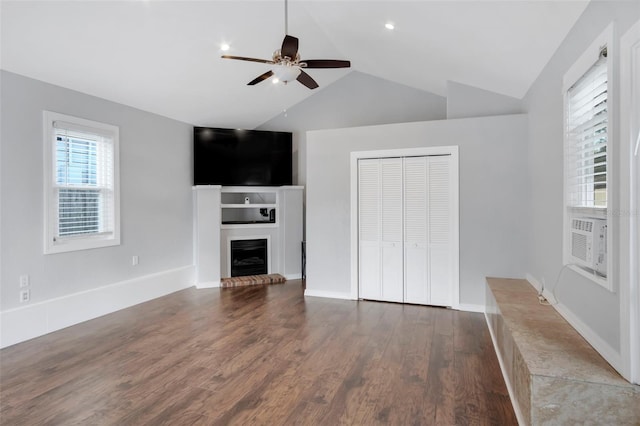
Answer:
[
  {"left": 45, "top": 235, "right": 120, "bottom": 255},
  {"left": 566, "top": 263, "right": 613, "bottom": 292}
]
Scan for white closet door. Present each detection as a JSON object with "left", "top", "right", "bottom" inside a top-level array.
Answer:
[
  {"left": 427, "top": 156, "right": 453, "bottom": 306},
  {"left": 358, "top": 159, "right": 381, "bottom": 300},
  {"left": 404, "top": 157, "right": 429, "bottom": 304},
  {"left": 380, "top": 158, "right": 403, "bottom": 302},
  {"left": 359, "top": 154, "right": 453, "bottom": 307}
]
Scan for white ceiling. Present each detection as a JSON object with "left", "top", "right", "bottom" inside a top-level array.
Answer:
[{"left": 1, "top": 1, "right": 588, "bottom": 129}]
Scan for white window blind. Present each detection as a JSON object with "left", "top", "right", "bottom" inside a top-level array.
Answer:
[
  {"left": 53, "top": 123, "right": 115, "bottom": 238},
  {"left": 565, "top": 49, "right": 608, "bottom": 208},
  {"left": 44, "top": 111, "right": 120, "bottom": 254}
]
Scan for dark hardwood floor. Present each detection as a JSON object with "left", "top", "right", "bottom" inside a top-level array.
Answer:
[{"left": 0, "top": 281, "right": 516, "bottom": 425}]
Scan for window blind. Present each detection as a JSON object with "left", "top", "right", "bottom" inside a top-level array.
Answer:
[
  {"left": 53, "top": 126, "right": 114, "bottom": 238},
  {"left": 565, "top": 51, "right": 608, "bottom": 208}
]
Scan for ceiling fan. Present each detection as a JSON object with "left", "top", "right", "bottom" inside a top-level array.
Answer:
[{"left": 221, "top": 0, "right": 350, "bottom": 89}]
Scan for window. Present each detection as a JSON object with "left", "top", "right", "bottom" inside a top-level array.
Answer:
[
  {"left": 562, "top": 25, "right": 614, "bottom": 289},
  {"left": 44, "top": 111, "right": 120, "bottom": 254},
  {"left": 566, "top": 50, "right": 608, "bottom": 208}
]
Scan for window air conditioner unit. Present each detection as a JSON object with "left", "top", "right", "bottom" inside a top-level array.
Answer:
[{"left": 569, "top": 218, "right": 607, "bottom": 276}]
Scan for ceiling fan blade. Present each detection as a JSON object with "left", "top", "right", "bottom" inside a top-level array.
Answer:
[
  {"left": 302, "top": 59, "right": 351, "bottom": 69},
  {"left": 296, "top": 70, "right": 319, "bottom": 89},
  {"left": 222, "top": 55, "right": 274, "bottom": 64},
  {"left": 248, "top": 70, "right": 274, "bottom": 86},
  {"left": 281, "top": 35, "right": 299, "bottom": 59}
]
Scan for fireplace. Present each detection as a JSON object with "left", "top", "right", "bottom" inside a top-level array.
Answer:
[{"left": 230, "top": 238, "right": 268, "bottom": 277}]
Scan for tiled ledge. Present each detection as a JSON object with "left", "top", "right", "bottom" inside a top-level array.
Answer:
[
  {"left": 485, "top": 277, "right": 639, "bottom": 425},
  {"left": 220, "top": 273, "right": 286, "bottom": 288}
]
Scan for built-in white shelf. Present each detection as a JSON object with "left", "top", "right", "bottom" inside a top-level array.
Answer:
[
  {"left": 221, "top": 204, "right": 276, "bottom": 209},
  {"left": 193, "top": 185, "right": 304, "bottom": 285}
]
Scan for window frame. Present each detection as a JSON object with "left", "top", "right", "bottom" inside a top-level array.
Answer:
[
  {"left": 562, "top": 24, "right": 615, "bottom": 291},
  {"left": 43, "top": 111, "right": 120, "bottom": 254}
]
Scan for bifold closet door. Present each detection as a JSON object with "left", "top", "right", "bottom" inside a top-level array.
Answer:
[
  {"left": 358, "top": 158, "right": 403, "bottom": 302},
  {"left": 404, "top": 156, "right": 453, "bottom": 307}
]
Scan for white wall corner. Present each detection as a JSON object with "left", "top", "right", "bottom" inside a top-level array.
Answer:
[
  {"left": 525, "top": 272, "right": 543, "bottom": 293},
  {"left": 284, "top": 273, "right": 302, "bottom": 280},
  {"left": 195, "top": 281, "right": 220, "bottom": 289},
  {"left": 0, "top": 265, "right": 195, "bottom": 349}
]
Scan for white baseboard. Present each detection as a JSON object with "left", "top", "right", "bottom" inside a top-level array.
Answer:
[
  {"left": 551, "top": 300, "right": 622, "bottom": 369},
  {"left": 304, "top": 289, "right": 354, "bottom": 300},
  {"left": 0, "top": 265, "right": 195, "bottom": 349},
  {"left": 484, "top": 312, "right": 526, "bottom": 426},
  {"left": 456, "top": 303, "right": 484, "bottom": 313},
  {"left": 525, "top": 273, "right": 543, "bottom": 293},
  {"left": 196, "top": 280, "right": 220, "bottom": 289},
  {"left": 284, "top": 273, "right": 302, "bottom": 280},
  {"left": 524, "top": 272, "right": 622, "bottom": 375}
]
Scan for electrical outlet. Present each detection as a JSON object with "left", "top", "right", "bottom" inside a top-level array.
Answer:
[
  {"left": 19, "top": 274, "right": 30, "bottom": 288},
  {"left": 19, "top": 289, "right": 30, "bottom": 303},
  {"left": 132, "top": 255, "right": 139, "bottom": 266}
]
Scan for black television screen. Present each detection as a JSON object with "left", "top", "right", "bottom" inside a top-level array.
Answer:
[{"left": 193, "top": 127, "right": 292, "bottom": 186}]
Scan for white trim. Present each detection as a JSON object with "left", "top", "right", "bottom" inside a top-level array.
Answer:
[
  {"left": 284, "top": 273, "right": 302, "bottom": 280},
  {"left": 196, "top": 280, "right": 220, "bottom": 289},
  {"left": 562, "top": 23, "right": 614, "bottom": 91},
  {"left": 304, "top": 289, "right": 354, "bottom": 300},
  {"left": 552, "top": 300, "right": 622, "bottom": 369},
  {"left": 350, "top": 146, "right": 460, "bottom": 307},
  {"left": 562, "top": 24, "right": 615, "bottom": 291},
  {"left": 484, "top": 312, "right": 526, "bottom": 426},
  {"left": 0, "top": 265, "right": 194, "bottom": 348},
  {"left": 620, "top": 18, "right": 640, "bottom": 384},
  {"left": 524, "top": 273, "right": 621, "bottom": 372},
  {"left": 456, "top": 303, "right": 484, "bottom": 313},
  {"left": 226, "top": 235, "right": 271, "bottom": 277},
  {"left": 525, "top": 272, "right": 543, "bottom": 293},
  {"left": 43, "top": 111, "right": 121, "bottom": 254}
]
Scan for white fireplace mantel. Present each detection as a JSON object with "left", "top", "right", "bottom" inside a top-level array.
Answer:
[{"left": 193, "top": 185, "right": 303, "bottom": 288}]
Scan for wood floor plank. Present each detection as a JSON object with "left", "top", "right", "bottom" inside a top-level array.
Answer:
[{"left": 0, "top": 281, "right": 516, "bottom": 425}]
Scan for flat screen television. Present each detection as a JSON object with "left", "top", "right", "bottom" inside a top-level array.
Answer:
[{"left": 193, "top": 127, "right": 292, "bottom": 186}]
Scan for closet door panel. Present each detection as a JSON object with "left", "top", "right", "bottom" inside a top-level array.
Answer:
[
  {"left": 404, "top": 157, "right": 429, "bottom": 305},
  {"left": 382, "top": 243, "right": 403, "bottom": 302},
  {"left": 404, "top": 244, "right": 428, "bottom": 304},
  {"left": 360, "top": 243, "right": 381, "bottom": 300},
  {"left": 380, "top": 158, "right": 403, "bottom": 303},
  {"left": 429, "top": 248, "right": 451, "bottom": 306},
  {"left": 358, "top": 159, "right": 382, "bottom": 300},
  {"left": 427, "top": 156, "right": 452, "bottom": 306}
]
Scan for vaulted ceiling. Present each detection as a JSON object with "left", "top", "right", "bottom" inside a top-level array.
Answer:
[{"left": 1, "top": 1, "right": 588, "bottom": 129}]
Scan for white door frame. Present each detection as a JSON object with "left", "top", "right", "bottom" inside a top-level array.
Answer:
[
  {"left": 350, "top": 146, "right": 460, "bottom": 308},
  {"left": 620, "top": 19, "right": 640, "bottom": 385}
]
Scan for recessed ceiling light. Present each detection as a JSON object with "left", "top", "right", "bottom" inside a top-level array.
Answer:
[
  {"left": 385, "top": 22, "right": 395, "bottom": 30},
  {"left": 220, "top": 43, "right": 230, "bottom": 51},
  {"left": 272, "top": 78, "right": 280, "bottom": 84}
]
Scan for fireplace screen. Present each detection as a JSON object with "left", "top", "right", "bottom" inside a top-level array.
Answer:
[{"left": 230, "top": 239, "right": 268, "bottom": 277}]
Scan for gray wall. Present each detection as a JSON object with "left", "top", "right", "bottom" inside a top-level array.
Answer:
[
  {"left": 258, "top": 71, "right": 447, "bottom": 187},
  {"left": 523, "top": 1, "right": 640, "bottom": 351},
  {"left": 447, "top": 81, "right": 524, "bottom": 119},
  {"left": 305, "top": 114, "right": 529, "bottom": 305},
  {"left": 0, "top": 71, "right": 193, "bottom": 310}
]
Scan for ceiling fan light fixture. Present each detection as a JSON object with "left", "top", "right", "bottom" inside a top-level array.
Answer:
[
  {"left": 272, "top": 64, "right": 301, "bottom": 83},
  {"left": 220, "top": 43, "right": 230, "bottom": 51}
]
